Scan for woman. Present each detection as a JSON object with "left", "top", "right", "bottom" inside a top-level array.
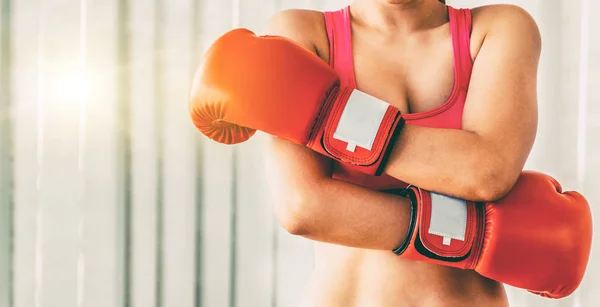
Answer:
[{"left": 263, "top": 0, "right": 541, "bottom": 306}]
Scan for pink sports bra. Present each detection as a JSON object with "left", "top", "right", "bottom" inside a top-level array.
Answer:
[{"left": 323, "top": 5, "right": 474, "bottom": 190}]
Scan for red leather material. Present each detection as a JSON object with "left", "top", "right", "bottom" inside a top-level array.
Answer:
[
  {"left": 318, "top": 88, "right": 403, "bottom": 169},
  {"left": 398, "top": 171, "right": 593, "bottom": 299},
  {"left": 190, "top": 28, "right": 404, "bottom": 176},
  {"left": 475, "top": 172, "right": 593, "bottom": 298},
  {"left": 189, "top": 28, "right": 339, "bottom": 145}
]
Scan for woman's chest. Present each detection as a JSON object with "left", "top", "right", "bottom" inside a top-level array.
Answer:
[{"left": 350, "top": 32, "right": 457, "bottom": 115}]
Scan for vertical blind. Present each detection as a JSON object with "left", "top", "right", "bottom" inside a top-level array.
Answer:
[{"left": 0, "top": 0, "right": 598, "bottom": 306}]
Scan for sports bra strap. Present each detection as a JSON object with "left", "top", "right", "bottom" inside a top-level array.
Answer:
[
  {"left": 324, "top": 5, "right": 473, "bottom": 90},
  {"left": 448, "top": 7, "right": 474, "bottom": 90},
  {"left": 323, "top": 6, "right": 356, "bottom": 87}
]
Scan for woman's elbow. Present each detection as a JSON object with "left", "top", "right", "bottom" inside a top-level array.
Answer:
[
  {"left": 469, "top": 165, "right": 520, "bottom": 202},
  {"left": 272, "top": 192, "right": 316, "bottom": 236}
]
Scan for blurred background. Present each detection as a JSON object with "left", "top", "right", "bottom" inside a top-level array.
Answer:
[{"left": 0, "top": 0, "right": 598, "bottom": 306}]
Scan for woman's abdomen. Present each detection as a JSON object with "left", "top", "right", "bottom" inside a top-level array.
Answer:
[{"left": 300, "top": 242, "right": 509, "bottom": 307}]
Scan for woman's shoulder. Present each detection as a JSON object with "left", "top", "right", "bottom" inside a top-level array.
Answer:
[
  {"left": 265, "top": 9, "right": 330, "bottom": 62},
  {"left": 468, "top": 4, "right": 540, "bottom": 61},
  {"left": 470, "top": 3, "right": 535, "bottom": 19}
]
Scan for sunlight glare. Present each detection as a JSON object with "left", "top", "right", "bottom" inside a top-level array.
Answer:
[{"left": 55, "top": 72, "right": 90, "bottom": 106}]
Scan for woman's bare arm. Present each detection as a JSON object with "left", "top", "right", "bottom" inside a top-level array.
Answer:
[
  {"left": 263, "top": 10, "right": 411, "bottom": 248},
  {"left": 383, "top": 5, "right": 541, "bottom": 201},
  {"left": 264, "top": 136, "right": 412, "bottom": 250}
]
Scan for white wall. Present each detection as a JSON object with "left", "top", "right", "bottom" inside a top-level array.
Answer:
[{"left": 0, "top": 0, "right": 598, "bottom": 306}]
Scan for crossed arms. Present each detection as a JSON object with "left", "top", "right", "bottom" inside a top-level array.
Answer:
[{"left": 264, "top": 5, "right": 541, "bottom": 250}]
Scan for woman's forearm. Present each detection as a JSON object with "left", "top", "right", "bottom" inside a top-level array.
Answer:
[
  {"left": 379, "top": 8, "right": 541, "bottom": 201},
  {"left": 382, "top": 124, "right": 523, "bottom": 201},
  {"left": 278, "top": 177, "right": 413, "bottom": 251}
]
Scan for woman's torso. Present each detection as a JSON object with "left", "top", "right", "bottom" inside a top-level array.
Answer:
[{"left": 298, "top": 5, "right": 509, "bottom": 307}]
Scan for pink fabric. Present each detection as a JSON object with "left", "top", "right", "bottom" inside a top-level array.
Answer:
[{"left": 323, "top": 5, "right": 474, "bottom": 190}]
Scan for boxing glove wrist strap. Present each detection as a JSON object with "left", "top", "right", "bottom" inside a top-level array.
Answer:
[
  {"left": 391, "top": 187, "right": 484, "bottom": 269},
  {"left": 316, "top": 88, "right": 404, "bottom": 176}
]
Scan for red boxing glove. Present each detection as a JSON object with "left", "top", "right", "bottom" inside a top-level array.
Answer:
[
  {"left": 189, "top": 28, "right": 403, "bottom": 175},
  {"left": 393, "top": 171, "right": 592, "bottom": 298}
]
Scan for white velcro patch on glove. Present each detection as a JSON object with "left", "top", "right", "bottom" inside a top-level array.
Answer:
[
  {"left": 428, "top": 193, "right": 468, "bottom": 246},
  {"left": 333, "top": 89, "right": 389, "bottom": 152}
]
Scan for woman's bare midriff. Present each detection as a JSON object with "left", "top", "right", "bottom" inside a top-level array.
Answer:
[{"left": 299, "top": 243, "right": 509, "bottom": 307}]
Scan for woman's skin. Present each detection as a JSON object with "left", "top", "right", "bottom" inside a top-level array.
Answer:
[{"left": 263, "top": 0, "right": 541, "bottom": 306}]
